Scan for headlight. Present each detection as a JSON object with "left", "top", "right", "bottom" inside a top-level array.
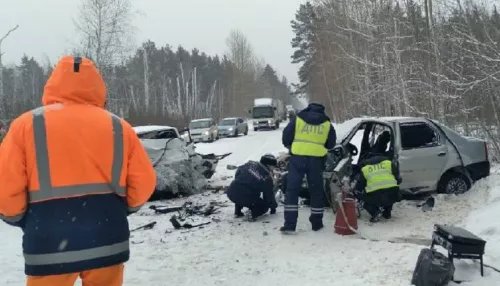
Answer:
[
  {"left": 268, "top": 120, "right": 273, "bottom": 124},
  {"left": 253, "top": 121, "right": 258, "bottom": 125},
  {"left": 204, "top": 131, "right": 209, "bottom": 135},
  {"left": 228, "top": 127, "right": 233, "bottom": 131}
]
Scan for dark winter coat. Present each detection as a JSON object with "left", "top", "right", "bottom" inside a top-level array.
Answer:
[
  {"left": 282, "top": 103, "right": 336, "bottom": 153},
  {"left": 226, "top": 161, "right": 277, "bottom": 209}
]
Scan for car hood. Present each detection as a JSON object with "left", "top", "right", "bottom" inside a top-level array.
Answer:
[{"left": 140, "top": 138, "right": 190, "bottom": 163}]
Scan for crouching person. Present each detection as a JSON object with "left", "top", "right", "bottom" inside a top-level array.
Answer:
[
  {"left": 226, "top": 154, "right": 278, "bottom": 220},
  {"left": 355, "top": 154, "right": 402, "bottom": 223}
]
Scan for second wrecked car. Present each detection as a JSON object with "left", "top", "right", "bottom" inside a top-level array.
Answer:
[{"left": 133, "top": 125, "right": 231, "bottom": 197}]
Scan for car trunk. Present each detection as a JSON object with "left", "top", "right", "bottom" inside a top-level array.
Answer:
[{"left": 431, "top": 121, "right": 488, "bottom": 166}]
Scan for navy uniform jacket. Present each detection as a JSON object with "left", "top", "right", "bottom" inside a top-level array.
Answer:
[{"left": 226, "top": 161, "right": 277, "bottom": 209}]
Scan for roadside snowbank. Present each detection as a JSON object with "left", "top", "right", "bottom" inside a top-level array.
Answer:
[{"left": 453, "top": 171, "right": 500, "bottom": 284}]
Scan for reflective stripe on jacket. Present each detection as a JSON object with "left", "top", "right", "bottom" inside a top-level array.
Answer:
[
  {"left": 362, "top": 160, "right": 398, "bottom": 193},
  {"left": 291, "top": 117, "right": 330, "bottom": 157},
  {"left": 0, "top": 56, "right": 156, "bottom": 276}
]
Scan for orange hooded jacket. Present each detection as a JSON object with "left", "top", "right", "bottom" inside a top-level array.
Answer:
[{"left": 0, "top": 56, "right": 156, "bottom": 276}]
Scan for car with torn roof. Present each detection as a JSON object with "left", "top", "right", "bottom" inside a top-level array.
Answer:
[
  {"left": 133, "top": 125, "right": 231, "bottom": 197},
  {"left": 277, "top": 117, "right": 490, "bottom": 198}
]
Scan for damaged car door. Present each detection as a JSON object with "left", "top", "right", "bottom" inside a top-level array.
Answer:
[{"left": 397, "top": 121, "right": 449, "bottom": 192}]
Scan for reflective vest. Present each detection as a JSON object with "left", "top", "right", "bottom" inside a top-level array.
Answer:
[
  {"left": 291, "top": 117, "right": 330, "bottom": 157},
  {"left": 361, "top": 160, "right": 398, "bottom": 193},
  {"left": 29, "top": 106, "right": 126, "bottom": 203}
]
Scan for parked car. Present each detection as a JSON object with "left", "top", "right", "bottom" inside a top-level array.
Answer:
[
  {"left": 218, "top": 117, "right": 249, "bottom": 137},
  {"left": 133, "top": 125, "right": 231, "bottom": 197},
  {"left": 189, "top": 118, "right": 219, "bottom": 143},
  {"left": 277, "top": 117, "right": 490, "bottom": 199}
]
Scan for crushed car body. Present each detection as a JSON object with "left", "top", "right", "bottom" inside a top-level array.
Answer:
[
  {"left": 133, "top": 125, "right": 231, "bottom": 197},
  {"left": 276, "top": 116, "right": 490, "bottom": 201}
]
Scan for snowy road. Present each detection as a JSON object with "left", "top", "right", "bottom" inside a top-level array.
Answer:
[
  {"left": 1, "top": 122, "right": 500, "bottom": 285},
  {"left": 194, "top": 122, "right": 288, "bottom": 170}
]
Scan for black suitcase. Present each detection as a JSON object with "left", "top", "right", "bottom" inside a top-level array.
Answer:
[
  {"left": 434, "top": 224, "right": 486, "bottom": 246},
  {"left": 411, "top": 248, "right": 455, "bottom": 286}
]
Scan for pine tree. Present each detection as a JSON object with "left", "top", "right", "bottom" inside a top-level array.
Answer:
[{"left": 290, "top": 2, "right": 318, "bottom": 95}]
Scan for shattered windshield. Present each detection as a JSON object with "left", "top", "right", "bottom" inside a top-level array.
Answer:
[
  {"left": 335, "top": 118, "right": 365, "bottom": 144},
  {"left": 252, "top": 106, "right": 274, "bottom": 118},
  {"left": 219, "top": 119, "right": 236, "bottom": 126},
  {"left": 189, "top": 120, "right": 211, "bottom": 129}
]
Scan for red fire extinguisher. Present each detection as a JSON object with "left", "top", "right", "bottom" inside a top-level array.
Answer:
[{"left": 334, "top": 192, "right": 358, "bottom": 235}]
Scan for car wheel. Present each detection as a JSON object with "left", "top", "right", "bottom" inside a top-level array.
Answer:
[
  {"left": 438, "top": 172, "right": 470, "bottom": 195},
  {"left": 254, "top": 127, "right": 258, "bottom": 132},
  {"left": 233, "top": 130, "right": 238, "bottom": 137},
  {"left": 244, "top": 127, "right": 248, "bottom": 135}
]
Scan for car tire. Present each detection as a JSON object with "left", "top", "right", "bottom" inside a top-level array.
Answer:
[
  {"left": 437, "top": 172, "right": 471, "bottom": 195},
  {"left": 244, "top": 127, "right": 248, "bottom": 135},
  {"left": 233, "top": 130, "right": 238, "bottom": 137},
  {"left": 254, "top": 127, "right": 258, "bottom": 132}
]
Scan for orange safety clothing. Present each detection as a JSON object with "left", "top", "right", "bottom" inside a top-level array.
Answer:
[
  {"left": 0, "top": 56, "right": 156, "bottom": 276},
  {"left": 26, "top": 263, "right": 124, "bottom": 286}
]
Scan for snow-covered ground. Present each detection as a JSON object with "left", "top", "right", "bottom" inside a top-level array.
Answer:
[{"left": 1, "top": 121, "right": 500, "bottom": 285}]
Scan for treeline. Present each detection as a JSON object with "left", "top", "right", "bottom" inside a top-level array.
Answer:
[
  {"left": 0, "top": 33, "right": 292, "bottom": 128},
  {"left": 292, "top": 0, "right": 500, "bottom": 156}
]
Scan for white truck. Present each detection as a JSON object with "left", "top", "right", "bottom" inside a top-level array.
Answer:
[{"left": 249, "top": 98, "right": 281, "bottom": 131}]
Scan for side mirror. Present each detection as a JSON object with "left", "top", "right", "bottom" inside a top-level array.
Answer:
[
  {"left": 274, "top": 107, "right": 277, "bottom": 110},
  {"left": 248, "top": 109, "right": 251, "bottom": 114}
]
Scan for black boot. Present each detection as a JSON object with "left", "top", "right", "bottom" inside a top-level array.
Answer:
[
  {"left": 370, "top": 216, "right": 380, "bottom": 223},
  {"left": 234, "top": 205, "right": 244, "bottom": 218},
  {"left": 312, "top": 223, "right": 324, "bottom": 231},
  {"left": 382, "top": 210, "right": 391, "bottom": 219},
  {"left": 382, "top": 206, "right": 392, "bottom": 219},
  {"left": 309, "top": 216, "right": 324, "bottom": 231},
  {"left": 280, "top": 225, "right": 296, "bottom": 233}
]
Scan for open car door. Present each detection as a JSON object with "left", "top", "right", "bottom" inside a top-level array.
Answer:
[{"left": 330, "top": 119, "right": 397, "bottom": 197}]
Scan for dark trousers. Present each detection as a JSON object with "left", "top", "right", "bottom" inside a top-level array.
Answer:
[
  {"left": 235, "top": 198, "right": 269, "bottom": 218},
  {"left": 284, "top": 155, "right": 325, "bottom": 229},
  {"left": 363, "top": 187, "right": 400, "bottom": 218}
]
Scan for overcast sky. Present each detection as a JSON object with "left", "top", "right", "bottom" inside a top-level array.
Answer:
[{"left": 0, "top": 0, "right": 306, "bottom": 83}]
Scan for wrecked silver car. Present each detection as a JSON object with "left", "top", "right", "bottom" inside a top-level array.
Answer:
[
  {"left": 276, "top": 117, "right": 490, "bottom": 201},
  {"left": 133, "top": 125, "right": 231, "bottom": 197}
]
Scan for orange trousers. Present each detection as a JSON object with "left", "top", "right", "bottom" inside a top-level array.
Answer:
[{"left": 26, "top": 264, "right": 124, "bottom": 286}]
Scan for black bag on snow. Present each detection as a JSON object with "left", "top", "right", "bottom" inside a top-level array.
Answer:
[{"left": 411, "top": 248, "right": 455, "bottom": 286}]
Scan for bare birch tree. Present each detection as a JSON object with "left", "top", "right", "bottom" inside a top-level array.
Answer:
[
  {"left": 225, "top": 29, "right": 258, "bottom": 112},
  {"left": 73, "top": 0, "right": 134, "bottom": 69}
]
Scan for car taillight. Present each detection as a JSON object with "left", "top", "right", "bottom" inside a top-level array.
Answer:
[{"left": 485, "top": 142, "right": 489, "bottom": 161}]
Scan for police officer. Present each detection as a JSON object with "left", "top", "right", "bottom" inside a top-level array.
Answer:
[
  {"left": 226, "top": 154, "right": 279, "bottom": 220},
  {"left": 281, "top": 103, "right": 336, "bottom": 232},
  {"left": 355, "top": 153, "right": 402, "bottom": 223}
]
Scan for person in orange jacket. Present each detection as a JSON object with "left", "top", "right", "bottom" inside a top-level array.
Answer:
[{"left": 0, "top": 56, "right": 157, "bottom": 286}]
